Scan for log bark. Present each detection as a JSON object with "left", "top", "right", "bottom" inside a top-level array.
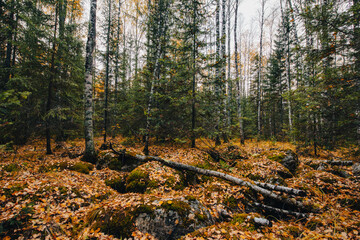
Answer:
[
  {"left": 254, "top": 202, "right": 307, "bottom": 218},
  {"left": 324, "top": 160, "right": 353, "bottom": 166},
  {"left": 253, "top": 181, "right": 306, "bottom": 196},
  {"left": 109, "top": 145, "right": 306, "bottom": 211}
]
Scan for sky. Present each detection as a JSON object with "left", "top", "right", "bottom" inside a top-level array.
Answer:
[{"left": 238, "top": 0, "right": 279, "bottom": 30}]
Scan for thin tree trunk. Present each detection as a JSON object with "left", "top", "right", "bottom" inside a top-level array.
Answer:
[
  {"left": 113, "top": 1, "right": 121, "bottom": 138},
  {"left": 103, "top": 0, "right": 112, "bottom": 145},
  {"left": 234, "top": 0, "right": 244, "bottom": 144},
  {"left": 191, "top": 0, "right": 197, "bottom": 148},
  {"left": 257, "top": 0, "right": 266, "bottom": 138},
  {"left": 215, "top": 0, "right": 221, "bottom": 146},
  {"left": 226, "top": 0, "right": 231, "bottom": 138},
  {"left": 46, "top": 5, "right": 59, "bottom": 154},
  {"left": 221, "top": 0, "right": 228, "bottom": 143},
  {"left": 3, "top": 0, "right": 15, "bottom": 88},
  {"left": 83, "top": 0, "right": 97, "bottom": 162}
]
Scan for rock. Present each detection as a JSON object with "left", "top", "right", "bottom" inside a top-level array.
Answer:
[
  {"left": 90, "top": 196, "right": 214, "bottom": 240},
  {"left": 317, "top": 163, "right": 328, "bottom": 171},
  {"left": 353, "top": 163, "right": 360, "bottom": 176},
  {"left": 280, "top": 150, "right": 299, "bottom": 174},
  {"left": 135, "top": 197, "right": 214, "bottom": 240}
]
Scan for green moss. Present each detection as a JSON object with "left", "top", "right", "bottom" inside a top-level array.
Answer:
[
  {"left": 3, "top": 163, "right": 21, "bottom": 172},
  {"left": 160, "top": 200, "right": 191, "bottom": 217},
  {"left": 195, "top": 161, "right": 216, "bottom": 171},
  {"left": 223, "top": 196, "right": 238, "bottom": 209},
  {"left": 195, "top": 212, "right": 208, "bottom": 222},
  {"left": 286, "top": 226, "right": 302, "bottom": 238},
  {"left": 100, "top": 209, "right": 134, "bottom": 238},
  {"left": 0, "top": 205, "right": 34, "bottom": 236},
  {"left": 59, "top": 186, "right": 68, "bottom": 195},
  {"left": 126, "top": 169, "right": 150, "bottom": 193},
  {"left": 88, "top": 203, "right": 156, "bottom": 239},
  {"left": 69, "top": 162, "right": 94, "bottom": 174},
  {"left": 147, "top": 180, "right": 159, "bottom": 189},
  {"left": 231, "top": 213, "right": 248, "bottom": 224},
  {"left": 105, "top": 177, "right": 127, "bottom": 193},
  {"left": 185, "top": 195, "right": 197, "bottom": 201},
  {"left": 268, "top": 153, "right": 286, "bottom": 162},
  {"left": 246, "top": 173, "right": 263, "bottom": 181},
  {"left": 132, "top": 204, "right": 155, "bottom": 218},
  {"left": 164, "top": 175, "right": 176, "bottom": 188},
  {"left": 43, "top": 161, "right": 94, "bottom": 174},
  {"left": 3, "top": 183, "right": 27, "bottom": 197}
]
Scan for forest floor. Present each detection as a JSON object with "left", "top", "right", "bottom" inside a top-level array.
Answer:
[{"left": 0, "top": 137, "right": 359, "bottom": 240}]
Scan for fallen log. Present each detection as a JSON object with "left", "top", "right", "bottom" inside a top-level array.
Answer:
[
  {"left": 254, "top": 202, "right": 308, "bottom": 218},
  {"left": 253, "top": 181, "right": 306, "bottom": 196},
  {"left": 109, "top": 144, "right": 307, "bottom": 211},
  {"left": 324, "top": 160, "right": 353, "bottom": 166}
]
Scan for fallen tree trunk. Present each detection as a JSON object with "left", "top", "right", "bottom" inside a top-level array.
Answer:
[
  {"left": 324, "top": 160, "right": 353, "bottom": 166},
  {"left": 253, "top": 181, "right": 306, "bottom": 196},
  {"left": 109, "top": 145, "right": 307, "bottom": 211},
  {"left": 254, "top": 202, "right": 308, "bottom": 218}
]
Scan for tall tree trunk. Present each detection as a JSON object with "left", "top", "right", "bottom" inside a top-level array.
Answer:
[
  {"left": 352, "top": 0, "right": 360, "bottom": 145},
  {"left": 221, "top": 0, "right": 228, "bottom": 143},
  {"left": 2, "top": 0, "right": 15, "bottom": 89},
  {"left": 46, "top": 4, "right": 59, "bottom": 154},
  {"left": 83, "top": 0, "right": 97, "bottom": 162},
  {"left": 113, "top": 1, "right": 121, "bottom": 138},
  {"left": 191, "top": 0, "right": 197, "bottom": 148},
  {"left": 215, "top": 0, "right": 221, "bottom": 146},
  {"left": 103, "top": 0, "right": 112, "bottom": 146},
  {"left": 257, "top": 0, "right": 266, "bottom": 137},
  {"left": 226, "top": 0, "right": 231, "bottom": 139},
  {"left": 234, "top": 0, "right": 244, "bottom": 144}
]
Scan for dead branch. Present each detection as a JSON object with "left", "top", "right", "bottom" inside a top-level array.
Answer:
[
  {"left": 254, "top": 202, "right": 308, "bottom": 218},
  {"left": 109, "top": 147, "right": 307, "bottom": 211}
]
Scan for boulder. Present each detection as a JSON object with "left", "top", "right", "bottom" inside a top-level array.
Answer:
[
  {"left": 280, "top": 150, "right": 299, "bottom": 174},
  {"left": 89, "top": 196, "right": 214, "bottom": 240},
  {"left": 353, "top": 163, "right": 360, "bottom": 176},
  {"left": 135, "top": 197, "right": 214, "bottom": 240}
]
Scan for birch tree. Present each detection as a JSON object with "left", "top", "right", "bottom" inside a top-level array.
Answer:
[{"left": 83, "top": 0, "right": 97, "bottom": 162}]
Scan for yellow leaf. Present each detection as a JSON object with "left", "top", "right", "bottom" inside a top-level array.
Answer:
[
  {"left": 0, "top": 195, "right": 6, "bottom": 201},
  {"left": 221, "top": 229, "right": 227, "bottom": 234},
  {"left": 167, "top": 200, "right": 172, "bottom": 204}
]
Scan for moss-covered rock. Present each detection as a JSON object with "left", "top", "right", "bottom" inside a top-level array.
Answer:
[
  {"left": 126, "top": 169, "right": 151, "bottom": 193},
  {"left": 88, "top": 197, "right": 214, "bottom": 240},
  {"left": 105, "top": 176, "right": 127, "bottom": 193}
]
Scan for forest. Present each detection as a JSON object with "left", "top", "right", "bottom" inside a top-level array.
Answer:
[{"left": 0, "top": 0, "right": 360, "bottom": 239}]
